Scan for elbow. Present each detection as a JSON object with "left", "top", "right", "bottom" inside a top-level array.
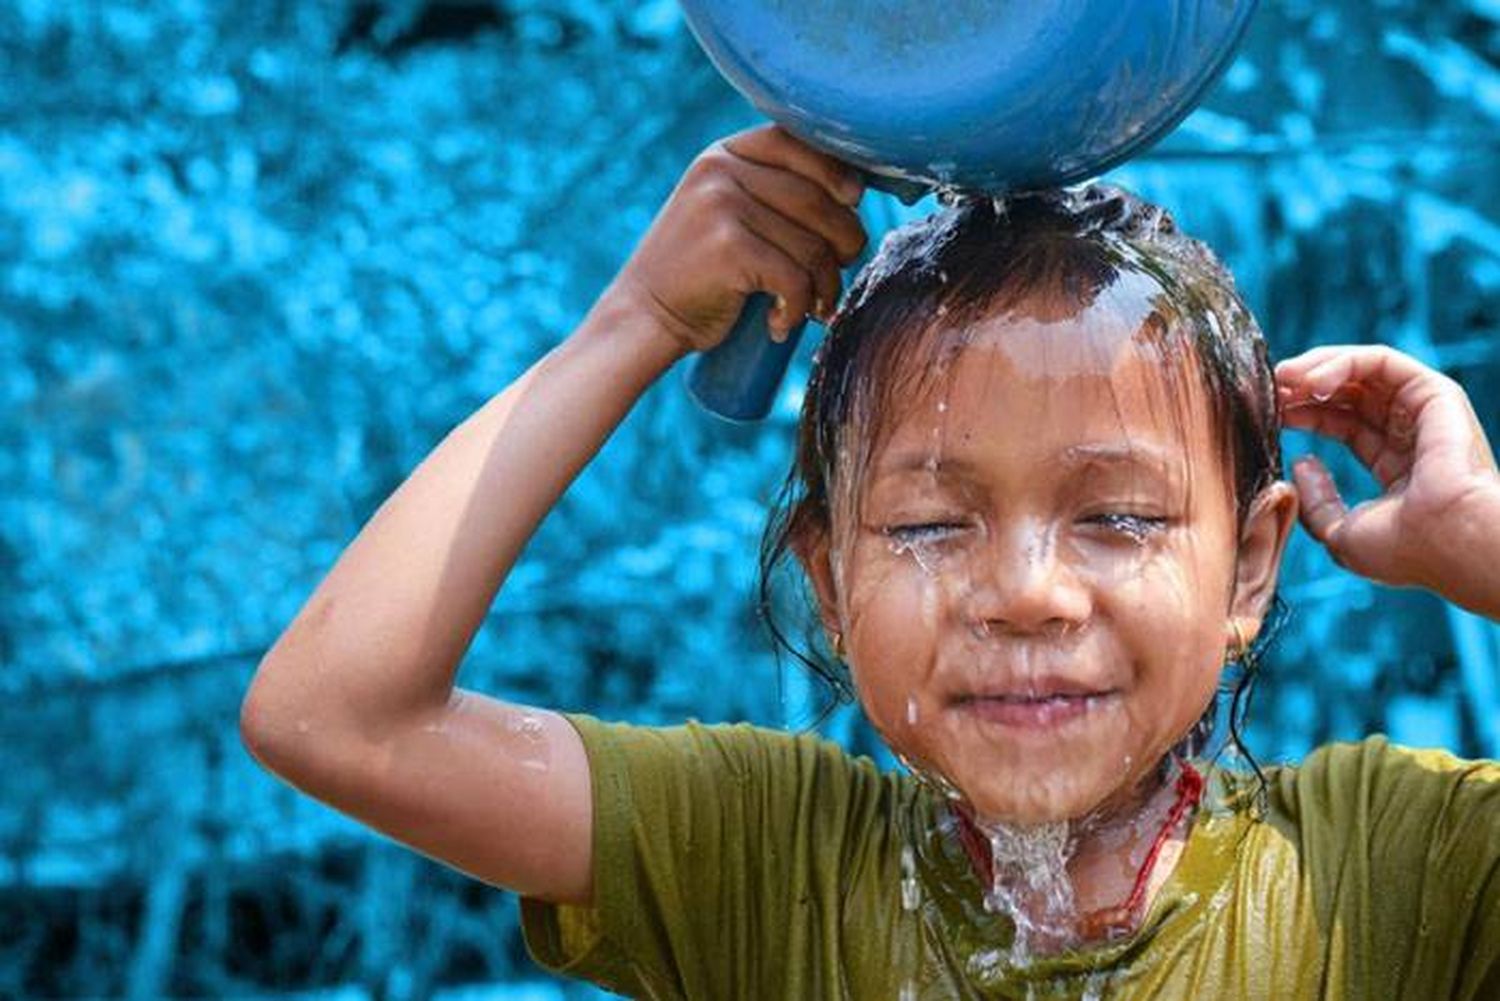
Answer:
[
  {"left": 238, "top": 673, "right": 285, "bottom": 772},
  {"left": 238, "top": 656, "right": 313, "bottom": 774},
  {"left": 237, "top": 655, "right": 386, "bottom": 781}
]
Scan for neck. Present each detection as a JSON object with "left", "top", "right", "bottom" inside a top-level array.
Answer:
[{"left": 951, "top": 759, "right": 1204, "bottom": 954}]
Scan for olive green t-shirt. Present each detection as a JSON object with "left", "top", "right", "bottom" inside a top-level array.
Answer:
[{"left": 520, "top": 714, "right": 1500, "bottom": 999}]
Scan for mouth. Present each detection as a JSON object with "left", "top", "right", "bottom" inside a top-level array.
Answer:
[{"left": 952, "top": 679, "right": 1120, "bottom": 730}]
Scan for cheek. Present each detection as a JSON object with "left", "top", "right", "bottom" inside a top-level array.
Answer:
[
  {"left": 1106, "top": 550, "right": 1233, "bottom": 734},
  {"left": 841, "top": 552, "right": 948, "bottom": 728},
  {"left": 1103, "top": 524, "right": 1234, "bottom": 623},
  {"left": 843, "top": 543, "right": 943, "bottom": 639}
]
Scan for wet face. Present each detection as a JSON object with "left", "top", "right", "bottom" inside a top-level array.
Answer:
[{"left": 803, "top": 304, "right": 1285, "bottom": 827}]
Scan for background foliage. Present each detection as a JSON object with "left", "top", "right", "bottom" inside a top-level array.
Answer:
[{"left": 3, "top": 1, "right": 1498, "bottom": 996}]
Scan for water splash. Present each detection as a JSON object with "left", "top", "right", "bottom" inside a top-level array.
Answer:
[
  {"left": 845, "top": 207, "right": 964, "bottom": 315},
  {"left": 976, "top": 817, "right": 1078, "bottom": 964}
]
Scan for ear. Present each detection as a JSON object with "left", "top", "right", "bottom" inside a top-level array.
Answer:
[
  {"left": 790, "top": 522, "right": 843, "bottom": 639},
  {"left": 1229, "top": 480, "right": 1299, "bottom": 646}
]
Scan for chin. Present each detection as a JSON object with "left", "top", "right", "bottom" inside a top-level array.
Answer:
[{"left": 960, "top": 765, "right": 1117, "bottom": 829}]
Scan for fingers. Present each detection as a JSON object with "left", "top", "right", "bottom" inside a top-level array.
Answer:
[
  {"left": 733, "top": 196, "right": 844, "bottom": 329},
  {"left": 1290, "top": 455, "right": 1349, "bottom": 549},
  {"left": 1276, "top": 344, "right": 1440, "bottom": 430},
  {"left": 728, "top": 158, "right": 868, "bottom": 264},
  {"left": 726, "top": 225, "right": 818, "bottom": 341},
  {"left": 1291, "top": 456, "right": 1403, "bottom": 579},
  {"left": 1278, "top": 344, "right": 1495, "bottom": 477},
  {"left": 1280, "top": 402, "right": 1413, "bottom": 490},
  {"left": 689, "top": 125, "right": 868, "bottom": 336},
  {"left": 722, "top": 124, "right": 866, "bottom": 208},
  {"left": 1277, "top": 344, "right": 1431, "bottom": 482}
]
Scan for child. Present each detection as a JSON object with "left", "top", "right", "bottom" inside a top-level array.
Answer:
[{"left": 240, "top": 125, "right": 1500, "bottom": 999}]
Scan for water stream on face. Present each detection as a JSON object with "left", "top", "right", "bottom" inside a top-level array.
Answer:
[
  {"left": 887, "top": 535, "right": 943, "bottom": 576},
  {"left": 879, "top": 393, "right": 1091, "bottom": 973}
]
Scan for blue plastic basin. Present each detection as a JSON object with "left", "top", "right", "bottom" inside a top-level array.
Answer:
[{"left": 679, "top": 0, "right": 1258, "bottom": 191}]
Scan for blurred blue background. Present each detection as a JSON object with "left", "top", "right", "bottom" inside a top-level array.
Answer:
[{"left": 2, "top": 1, "right": 1497, "bottom": 997}]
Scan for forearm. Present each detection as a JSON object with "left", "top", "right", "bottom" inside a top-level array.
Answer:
[{"left": 243, "top": 289, "right": 688, "bottom": 739}]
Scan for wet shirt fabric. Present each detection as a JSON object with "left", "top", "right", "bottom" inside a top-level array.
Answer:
[{"left": 519, "top": 714, "right": 1500, "bottom": 1000}]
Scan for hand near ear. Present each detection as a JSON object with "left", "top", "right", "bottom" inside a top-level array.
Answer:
[{"left": 1276, "top": 345, "right": 1500, "bottom": 619}]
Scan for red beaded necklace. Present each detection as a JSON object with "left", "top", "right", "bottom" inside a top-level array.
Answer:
[{"left": 950, "top": 761, "right": 1205, "bottom": 940}]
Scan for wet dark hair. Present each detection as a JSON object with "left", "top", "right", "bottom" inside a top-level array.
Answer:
[{"left": 756, "top": 182, "right": 1286, "bottom": 785}]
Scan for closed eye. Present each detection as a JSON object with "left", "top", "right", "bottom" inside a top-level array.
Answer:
[
  {"left": 1082, "top": 513, "right": 1169, "bottom": 539},
  {"left": 884, "top": 522, "right": 968, "bottom": 544}
]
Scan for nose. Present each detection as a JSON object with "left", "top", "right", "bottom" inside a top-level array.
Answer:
[{"left": 962, "top": 519, "right": 1091, "bottom": 636}]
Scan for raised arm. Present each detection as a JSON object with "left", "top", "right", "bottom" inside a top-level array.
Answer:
[
  {"left": 237, "top": 125, "right": 867, "bottom": 905},
  {"left": 1276, "top": 344, "right": 1500, "bottom": 620}
]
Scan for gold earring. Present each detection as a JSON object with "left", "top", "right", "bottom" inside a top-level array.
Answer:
[
  {"left": 1228, "top": 620, "right": 1250, "bottom": 661},
  {"left": 831, "top": 630, "right": 846, "bottom": 659}
]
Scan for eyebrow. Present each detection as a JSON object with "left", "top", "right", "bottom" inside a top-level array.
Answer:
[
  {"left": 1059, "top": 442, "right": 1183, "bottom": 478},
  {"left": 872, "top": 441, "right": 1184, "bottom": 483}
]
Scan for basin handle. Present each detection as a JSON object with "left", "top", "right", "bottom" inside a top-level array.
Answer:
[{"left": 684, "top": 172, "right": 932, "bottom": 422}]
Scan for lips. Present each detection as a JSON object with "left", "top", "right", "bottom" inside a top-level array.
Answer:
[
  {"left": 953, "top": 677, "right": 1120, "bottom": 729},
  {"left": 962, "top": 676, "right": 1110, "bottom": 701}
]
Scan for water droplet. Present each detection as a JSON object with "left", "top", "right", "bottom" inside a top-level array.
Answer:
[
  {"left": 502, "top": 710, "right": 552, "bottom": 773},
  {"left": 900, "top": 844, "right": 922, "bottom": 911},
  {"left": 906, "top": 697, "right": 920, "bottom": 725},
  {"left": 967, "top": 947, "right": 1006, "bottom": 978},
  {"left": 1081, "top": 972, "right": 1111, "bottom": 1001},
  {"left": 510, "top": 713, "right": 546, "bottom": 738}
]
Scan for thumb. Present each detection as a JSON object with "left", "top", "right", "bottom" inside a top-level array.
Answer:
[
  {"left": 1291, "top": 455, "right": 1404, "bottom": 581},
  {"left": 1291, "top": 455, "right": 1348, "bottom": 550}
]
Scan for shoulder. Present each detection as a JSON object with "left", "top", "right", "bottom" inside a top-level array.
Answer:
[
  {"left": 558, "top": 712, "right": 905, "bottom": 842},
  {"left": 1266, "top": 734, "right": 1500, "bottom": 890},
  {"left": 1261, "top": 740, "right": 1500, "bottom": 993},
  {"left": 521, "top": 714, "right": 917, "bottom": 996},
  {"left": 561, "top": 712, "right": 884, "bottom": 784},
  {"left": 1271, "top": 734, "right": 1500, "bottom": 822}
]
